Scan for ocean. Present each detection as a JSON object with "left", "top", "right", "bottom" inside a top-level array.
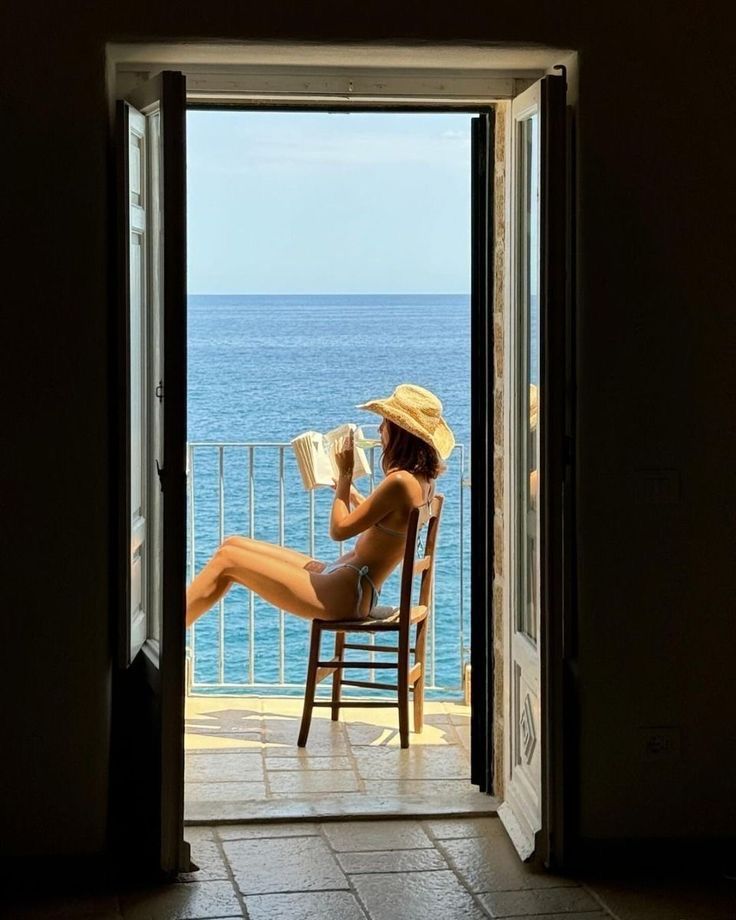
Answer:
[{"left": 187, "top": 294, "right": 471, "bottom": 697}]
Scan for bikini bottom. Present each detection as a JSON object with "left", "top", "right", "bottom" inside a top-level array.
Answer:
[{"left": 322, "top": 561, "right": 381, "bottom": 619}]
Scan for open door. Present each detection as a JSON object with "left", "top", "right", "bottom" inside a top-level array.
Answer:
[
  {"left": 113, "top": 70, "right": 189, "bottom": 877},
  {"left": 499, "top": 72, "right": 568, "bottom": 864},
  {"left": 470, "top": 110, "right": 495, "bottom": 792}
]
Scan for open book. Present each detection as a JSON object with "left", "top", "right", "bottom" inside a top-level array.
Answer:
[{"left": 291, "top": 423, "right": 373, "bottom": 491}]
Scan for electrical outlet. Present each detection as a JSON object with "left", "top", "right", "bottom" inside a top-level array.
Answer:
[{"left": 638, "top": 726, "right": 680, "bottom": 762}]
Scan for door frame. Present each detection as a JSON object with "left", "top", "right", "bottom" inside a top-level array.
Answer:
[{"left": 107, "top": 45, "right": 578, "bottom": 870}]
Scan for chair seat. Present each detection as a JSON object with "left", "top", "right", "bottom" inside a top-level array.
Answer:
[
  {"left": 368, "top": 604, "right": 401, "bottom": 622},
  {"left": 318, "top": 604, "right": 428, "bottom": 631}
]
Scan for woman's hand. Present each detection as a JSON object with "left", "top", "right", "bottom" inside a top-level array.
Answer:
[{"left": 333, "top": 431, "right": 354, "bottom": 479}]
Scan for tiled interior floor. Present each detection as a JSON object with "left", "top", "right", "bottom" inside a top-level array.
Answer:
[
  {"left": 185, "top": 695, "right": 494, "bottom": 822},
  {"left": 10, "top": 817, "right": 736, "bottom": 919}
]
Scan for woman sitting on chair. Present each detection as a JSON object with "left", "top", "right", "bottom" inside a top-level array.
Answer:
[{"left": 185, "top": 384, "right": 454, "bottom": 629}]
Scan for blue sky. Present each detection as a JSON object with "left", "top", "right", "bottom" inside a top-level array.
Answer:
[{"left": 186, "top": 111, "right": 472, "bottom": 294}]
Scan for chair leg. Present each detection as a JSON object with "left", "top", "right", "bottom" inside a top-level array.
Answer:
[
  {"left": 398, "top": 639, "right": 410, "bottom": 749},
  {"left": 298, "top": 621, "right": 322, "bottom": 747},
  {"left": 413, "top": 619, "right": 428, "bottom": 733},
  {"left": 331, "top": 631, "right": 345, "bottom": 722}
]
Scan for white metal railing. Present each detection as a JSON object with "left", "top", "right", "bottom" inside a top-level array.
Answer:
[{"left": 186, "top": 441, "right": 470, "bottom": 696}]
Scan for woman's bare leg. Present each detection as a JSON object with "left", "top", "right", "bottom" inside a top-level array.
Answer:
[
  {"left": 186, "top": 552, "right": 233, "bottom": 627},
  {"left": 186, "top": 540, "right": 350, "bottom": 628},
  {"left": 221, "top": 535, "right": 316, "bottom": 568}
]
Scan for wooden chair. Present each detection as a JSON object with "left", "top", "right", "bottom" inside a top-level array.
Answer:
[{"left": 298, "top": 494, "right": 444, "bottom": 749}]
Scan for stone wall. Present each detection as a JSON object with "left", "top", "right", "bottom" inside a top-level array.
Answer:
[{"left": 492, "top": 101, "right": 508, "bottom": 798}]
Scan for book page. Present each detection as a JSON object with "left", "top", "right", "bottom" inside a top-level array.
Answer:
[
  {"left": 292, "top": 423, "right": 373, "bottom": 491},
  {"left": 325, "top": 424, "right": 372, "bottom": 481}
]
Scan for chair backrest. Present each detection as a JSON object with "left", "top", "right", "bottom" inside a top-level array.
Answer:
[{"left": 397, "top": 493, "right": 444, "bottom": 634}]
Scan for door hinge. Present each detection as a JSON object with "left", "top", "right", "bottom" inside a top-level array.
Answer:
[
  {"left": 155, "top": 379, "right": 164, "bottom": 402},
  {"left": 155, "top": 459, "right": 165, "bottom": 492}
]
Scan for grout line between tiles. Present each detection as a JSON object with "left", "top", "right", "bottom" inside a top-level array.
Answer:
[
  {"left": 578, "top": 882, "right": 623, "bottom": 919},
  {"left": 209, "top": 827, "right": 253, "bottom": 920},
  {"left": 422, "top": 820, "right": 497, "bottom": 918},
  {"left": 315, "top": 822, "right": 372, "bottom": 920}
]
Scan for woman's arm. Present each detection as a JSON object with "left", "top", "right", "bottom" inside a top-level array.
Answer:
[
  {"left": 330, "top": 472, "right": 407, "bottom": 542},
  {"left": 329, "top": 430, "right": 409, "bottom": 541}
]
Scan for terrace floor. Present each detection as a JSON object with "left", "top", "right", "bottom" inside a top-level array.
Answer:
[{"left": 185, "top": 695, "right": 495, "bottom": 823}]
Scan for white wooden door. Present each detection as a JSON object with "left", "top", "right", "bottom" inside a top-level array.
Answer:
[
  {"left": 116, "top": 70, "right": 188, "bottom": 876},
  {"left": 127, "top": 107, "right": 149, "bottom": 662},
  {"left": 500, "top": 73, "right": 568, "bottom": 863}
]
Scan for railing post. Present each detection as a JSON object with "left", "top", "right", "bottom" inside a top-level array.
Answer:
[
  {"left": 187, "top": 444, "right": 196, "bottom": 678},
  {"left": 248, "top": 445, "right": 256, "bottom": 685},
  {"left": 218, "top": 446, "right": 225, "bottom": 685},
  {"left": 459, "top": 444, "right": 465, "bottom": 686},
  {"left": 278, "top": 446, "right": 285, "bottom": 685}
]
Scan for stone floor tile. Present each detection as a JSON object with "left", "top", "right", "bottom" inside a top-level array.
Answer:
[
  {"left": 263, "top": 732, "right": 349, "bottom": 755},
  {"left": 268, "top": 768, "right": 360, "bottom": 794},
  {"left": 245, "top": 890, "right": 367, "bottom": 920},
  {"left": 441, "top": 836, "right": 577, "bottom": 893},
  {"left": 580, "top": 874, "right": 736, "bottom": 920},
  {"left": 362, "top": 779, "right": 482, "bottom": 799},
  {"left": 456, "top": 725, "right": 471, "bottom": 750},
  {"left": 180, "top": 827, "right": 230, "bottom": 882},
  {"left": 186, "top": 696, "right": 263, "bottom": 715},
  {"left": 216, "top": 822, "right": 320, "bottom": 840},
  {"left": 337, "top": 847, "right": 448, "bottom": 873},
  {"left": 186, "top": 781, "right": 268, "bottom": 802},
  {"left": 353, "top": 745, "right": 470, "bottom": 780},
  {"left": 352, "top": 869, "right": 487, "bottom": 920},
  {"left": 425, "top": 817, "right": 506, "bottom": 839},
  {"left": 185, "top": 733, "right": 264, "bottom": 753},
  {"left": 479, "top": 886, "right": 600, "bottom": 916},
  {"left": 5, "top": 895, "right": 122, "bottom": 919},
  {"left": 346, "top": 720, "right": 461, "bottom": 747},
  {"left": 322, "top": 819, "right": 432, "bottom": 851},
  {"left": 119, "top": 880, "right": 242, "bottom": 919},
  {"left": 186, "top": 752, "right": 265, "bottom": 782},
  {"left": 483, "top": 915, "right": 604, "bottom": 920},
  {"left": 422, "top": 710, "right": 454, "bottom": 725},
  {"left": 224, "top": 835, "right": 348, "bottom": 894},
  {"left": 265, "top": 754, "right": 353, "bottom": 771}
]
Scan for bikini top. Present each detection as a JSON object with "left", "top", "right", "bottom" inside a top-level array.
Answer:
[{"left": 372, "top": 479, "right": 436, "bottom": 539}]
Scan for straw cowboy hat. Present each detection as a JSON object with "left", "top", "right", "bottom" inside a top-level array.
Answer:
[{"left": 356, "top": 383, "right": 456, "bottom": 460}]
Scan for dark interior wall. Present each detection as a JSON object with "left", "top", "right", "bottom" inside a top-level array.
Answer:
[{"left": 2, "top": 1, "right": 734, "bottom": 859}]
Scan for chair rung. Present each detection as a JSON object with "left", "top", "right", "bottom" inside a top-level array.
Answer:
[
  {"left": 317, "top": 660, "right": 398, "bottom": 669},
  {"left": 344, "top": 642, "right": 399, "bottom": 653},
  {"left": 313, "top": 700, "right": 398, "bottom": 708},
  {"left": 342, "top": 679, "right": 399, "bottom": 691}
]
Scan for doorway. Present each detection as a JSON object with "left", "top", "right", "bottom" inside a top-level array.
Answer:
[
  {"left": 182, "top": 108, "right": 491, "bottom": 822},
  {"left": 110, "top": 43, "right": 574, "bottom": 875}
]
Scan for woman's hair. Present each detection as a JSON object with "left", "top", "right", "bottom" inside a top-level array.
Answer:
[{"left": 380, "top": 419, "right": 446, "bottom": 479}]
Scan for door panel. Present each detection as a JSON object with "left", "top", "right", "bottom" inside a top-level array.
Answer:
[
  {"left": 128, "top": 109, "right": 148, "bottom": 662},
  {"left": 114, "top": 70, "right": 188, "bottom": 877},
  {"left": 500, "top": 73, "right": 567, "bottom": 863}
]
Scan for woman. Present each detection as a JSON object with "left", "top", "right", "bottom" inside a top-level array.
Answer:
[{"left": 185, "top": 383, "right": 455, "bottom": 628}]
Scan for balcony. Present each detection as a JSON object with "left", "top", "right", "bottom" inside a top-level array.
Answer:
[{"left": 185, "top": 442, "right": 487, "bottom": 821}]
